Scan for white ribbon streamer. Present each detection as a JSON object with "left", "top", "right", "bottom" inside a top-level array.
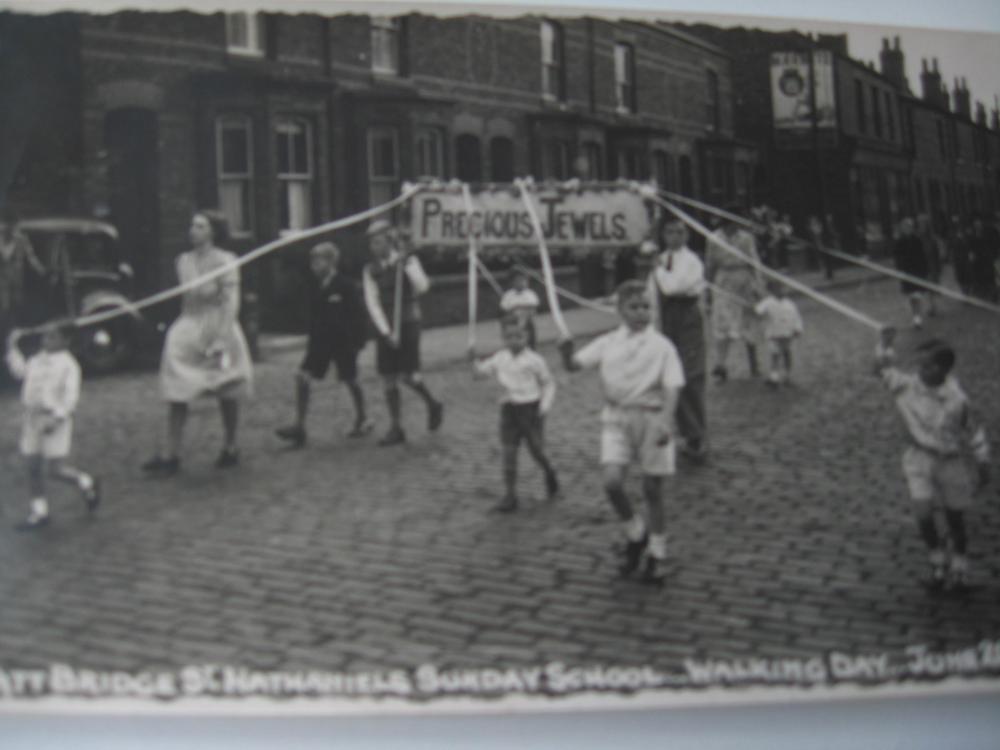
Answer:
[
  {"left": 659, "top": 188, "right": 1000, "bottom": 316},
  {"left": 515, "top": 179, "right": 572, "bottom": 339},
  {"left": 13, "top": 185, "right": 424, "bottom": 336},
  {"left": 647, "top": 191, "right": 884, "bottom": 331}
]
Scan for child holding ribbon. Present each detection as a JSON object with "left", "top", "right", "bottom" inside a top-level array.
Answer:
[{"left": 559, "top": 280, "right": 685, "bottom": 585}]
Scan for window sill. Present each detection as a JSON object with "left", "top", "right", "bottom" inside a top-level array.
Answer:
[{"left": 227, "top": 47, "right": 265, "bottom": 58}]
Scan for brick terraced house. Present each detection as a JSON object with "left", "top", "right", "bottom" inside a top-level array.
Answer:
[{"left": 0, "top": 11, "right": 755, "bottom": 330}]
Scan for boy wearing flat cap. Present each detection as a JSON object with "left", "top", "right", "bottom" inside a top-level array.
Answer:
[{"left": 362, "top": 219, "right": 444, "bottom": 446}]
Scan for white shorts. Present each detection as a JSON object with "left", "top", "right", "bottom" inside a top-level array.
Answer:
[
  {"left": 902, "top": 446, "right": 972, "bottom": 510},
  {"left": 600, "top": 406, "right": 676, "bottom": 476},
  {"left": 21, "top": 412, "right": 73, "bottom": 458}
]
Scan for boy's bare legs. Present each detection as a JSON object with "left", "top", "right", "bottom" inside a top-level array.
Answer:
[
  {"left": 49, "top": 457, "right": 99, "bottom": 510},
  {"left": 344, "top": 378, "right": 369, "bottom": 433},
  {"left": 379, "top": 374, "right": 405, "bottom": 445},
  {"left": 24, "top": 454, "right": 49, "bottom": 525},
  {"left": 914, "top": 502, "right": 946, "bottom": 585},
  {"left": 642, "top": 475, "right": 669, "bottom": 582},
  {"left": 522, "top": 426, "right": 559, "bottom": 498},
  {"left": 496, "top": 443, "right": 519, "bottom": 512},
  {"left": 604, "top": 464, "right": 648, "bottom": 575}
]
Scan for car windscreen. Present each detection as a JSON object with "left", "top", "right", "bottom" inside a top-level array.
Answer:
[{"left": 24, "top": 231, "right": 120, "bottom": 274}]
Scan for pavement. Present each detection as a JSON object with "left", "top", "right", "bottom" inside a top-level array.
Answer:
[{"left": 1, "top": 267, "right": 999, "bottom": 699}]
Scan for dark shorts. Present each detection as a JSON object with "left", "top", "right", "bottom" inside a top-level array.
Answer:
[
  {"left": 376, "top": 321, "right": 421, "bottom": 376},
  {"left": 301, "top": 340, "right": 359, "bottom": 382},
  {"left": 500, "top": 401, "right": 543, "bottom": 448}
]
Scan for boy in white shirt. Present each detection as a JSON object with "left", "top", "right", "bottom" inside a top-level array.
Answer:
[
  {"left": 754, "top": 280, "right": 804, "bottom": 386},
  {"left": 499, "top": 267, "right": 541, "bottom": 349},
  {"left": 471, "top": 316, "right": 559, "bottom": 513},
  {"left": 559, "top": 280, "right": 685, "bottom": 584},
  {"left": 6, "top": 323, "right": 100, "bottom": 530},
  {"left": 874, "top": 329, "right": 991, "bottom": 589}
]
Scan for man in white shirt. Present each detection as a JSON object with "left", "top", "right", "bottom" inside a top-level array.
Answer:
[
  {"left": 559, "top": 280, "right": 685, "bottom": 585},
  {"left": 362, "top": 220, "right": 444, "bottom": 446},
  {"left": 646, "top": 216, "right": 707, "bottom": 462}
]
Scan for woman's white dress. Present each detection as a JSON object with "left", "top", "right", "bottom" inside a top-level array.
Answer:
[{"left": 160, "top": 248, "right": 253, "bottom": 402}]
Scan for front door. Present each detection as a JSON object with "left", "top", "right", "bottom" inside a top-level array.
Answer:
[{"left": 104, "top": 108, "right": 160, "bottom": 293}]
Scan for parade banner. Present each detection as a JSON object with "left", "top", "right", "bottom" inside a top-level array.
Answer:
[{"left": 409, "top": 185, "right": 651, "bottom": 248}]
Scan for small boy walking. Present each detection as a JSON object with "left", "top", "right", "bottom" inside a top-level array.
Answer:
[
  {"left": 499, "top": 268, "right": 541, "bottom": 349},
  {"left": 874, "top": 330, "right": 991, "bottom": 589},
  {"left": 6, "top": 324, "right": 100, "bottom": 530},
  {"left": 470, "top": 316, "right": 559, "bottom": 513},
  {"left": 754, "top": 280, "right": 804, "bottom": 386},
  {"left": 276, "top": 242, "right": 372, "bottom": 447},
  {"left": 559, "top": 280, "right": 685, "bottom": 584}
]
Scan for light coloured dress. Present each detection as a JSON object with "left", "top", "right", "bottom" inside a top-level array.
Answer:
[
  {"left": 706, "top": 228, "right": 763, "bottom": 342},
  {"left": 160, "top": 248, "right": 253, "bottom": 402}
]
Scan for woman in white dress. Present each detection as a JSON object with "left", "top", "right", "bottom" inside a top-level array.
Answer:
[{"left": 143, "top": 211, "right": 253, "bottom": 476}]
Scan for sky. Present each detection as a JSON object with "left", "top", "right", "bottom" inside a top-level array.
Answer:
[{"left": 5, "top": 1, "right": 1000, "bottom": 114}]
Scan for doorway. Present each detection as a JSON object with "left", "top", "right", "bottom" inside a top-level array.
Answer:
[{"left": 104, "top": 108, "right": 160, "bottom": 293}]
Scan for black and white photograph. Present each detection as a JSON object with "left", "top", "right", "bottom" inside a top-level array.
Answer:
[{"left": 1, "top": 0, "right": 999, "bottom": 732}]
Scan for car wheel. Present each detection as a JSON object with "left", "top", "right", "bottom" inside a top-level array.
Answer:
[{"left": 77, "top": 312, "right": 134, "bottom": 374}]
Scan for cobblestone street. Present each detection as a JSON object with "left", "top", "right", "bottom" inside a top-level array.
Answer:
[{"left": 1, "top": 274, "right": 999, "bottom": 697}]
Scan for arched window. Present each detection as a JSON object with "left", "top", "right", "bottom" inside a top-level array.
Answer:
[
  {"left": 490, "top": 137, "right": 514, "bottom": 182},
  {"left": 678, "top": 155, "right": 693, "bottom": 197},
  {"left": 455, "top": 134, "right": 482, "bottom": 182},
  {"left": 652, "top": 150, "right": 670, "bottom": 189}
]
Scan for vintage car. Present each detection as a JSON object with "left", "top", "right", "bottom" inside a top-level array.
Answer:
[{"left": 17, "top": 217, "right": 150, "bottom": 373}]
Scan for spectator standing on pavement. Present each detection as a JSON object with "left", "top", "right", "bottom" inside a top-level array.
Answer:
[
  {"left": 705, "top": 207, "right": 763, "bottom": 383},
  {"left": 916, "top": 213, "right": 942, "bottom": 317},
  {"left": 275, "top": 242, "right": 372, "bottom": 448},
  {"left": 946, "top": 214, "right": 972, "bottom": 296},
  {"left": 362, "top": 219, "right": 444, "bottom": 446},
  {"left": 558, "top": 280, "right": 685, "bottom": 585},
  {"left": 469, "top": 316, "right": 559, "bottom": 513},
  {"left": 754, "top": 280, "right": 804, "bottom": 387},
  {"left": 0, "top": 208, "right": 46, "bottom": 342},
  {"left": 143, "top": 211, "right": 253, "bottom": 476},
  {"left": 806, "top": 214, "right": 837, "bottom": 280},
  {"left": 646, "top": 215, "right": 708, "bottom": 462},
  {"left": 967, "top": 212, "right": 999, "bottom": 303},
  {"left": 499, "top": 267, "right": 541, "bottom": 349},
  {"left": 6, "top": 323, "right": 101, "bottom": 530},
  {"left": 893, "top": 216, "right": 931, "bottom": 329},
  {"left": 874, "top": 330, "right": 991, "bottom": 589}
]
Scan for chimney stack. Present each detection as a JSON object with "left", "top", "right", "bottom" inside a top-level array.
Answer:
[
  {"left": 879, "top": 35, "right": 907, "bottom": 91},
  {"left": 975, "top": 101, "right": 987, "bottom": 127},
  {"left": 921, "top": 57, "right": 945, "bottom": 108},
  {"left": 953, "top": 77, "right": 972, "bottom": 118}
]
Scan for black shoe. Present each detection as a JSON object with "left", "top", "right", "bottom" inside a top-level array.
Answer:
[
  {"left": 680, "top": 442, "right": 708, "bottom": 466},
  {"left": 275, "top": 425, "right": 306, "bottom": 447},
  {"left": 378, "top": 428, "right": 406, "bottom": 447},
  {"left": 711, "top": 366, "right": 728, "bottom": 384},
  {"left": 641, "top": 555, "right": 667, "bottom": 586},
  {"left": 618, "top": 533, "right": 648, "bottom": 577},
  {"left": 428, "top": 401, "right": 444, "bottom": 432},
  {"left": 142, "top": 456, "right": 180, "bottom": 477},
  {"left": 215, "top": 447, "right": 240, "bottom": 469},
  {"left": 83, "top": 477, "right": 101, "bottom": 512},
  {"left": 491, "top": 495, "right": 518, "bottom": 514},
  {"left": 16, "top": 513, "right": 50, "bottom": 532},
  {"left": 346, "top": 419, "right": 374, "bottom": 439},
  {"left": 545, "top": 472, "right": 560, "bottom": 499}
]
